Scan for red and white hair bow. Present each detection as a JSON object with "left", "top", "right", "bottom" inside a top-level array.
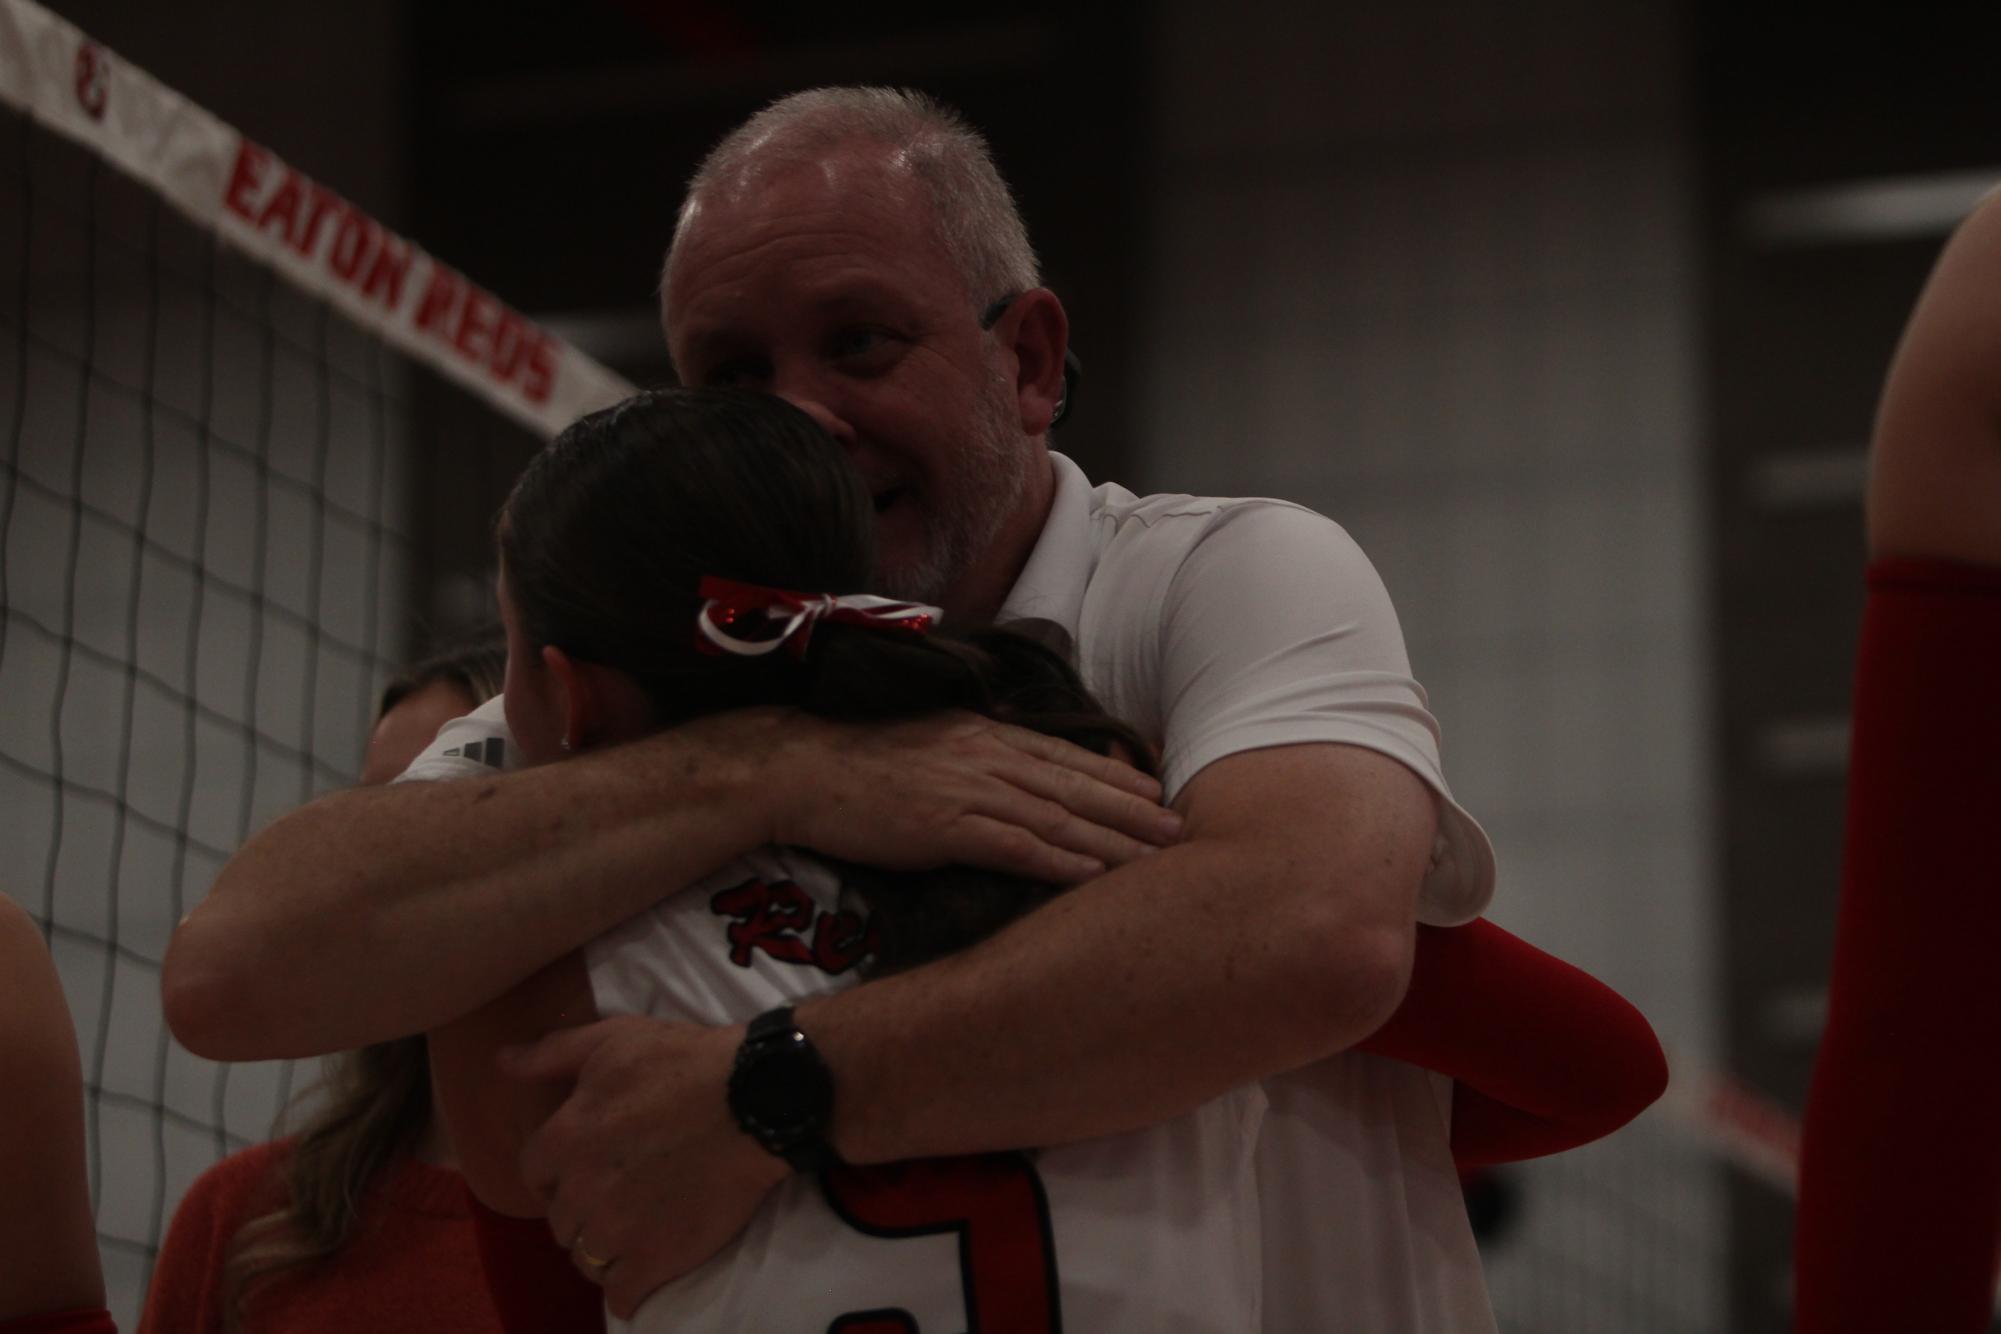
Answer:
[{"left": 695, "top": 575, "right": 942, "bottom": 658}]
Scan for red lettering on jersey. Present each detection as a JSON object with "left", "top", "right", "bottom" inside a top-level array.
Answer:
[
  {"left": 328, "top": 210, "right": 374, "bottom": 283},
  {"left": 710, "top": 879, "right": 874, "bottom": 975},
  {"left": 521, "top": 334, "right": 556, "bottom": 403},
  {"left": 294, "top": 181, "right": 343, "bottom": 258},
  {"left": 255, "top": 171, "right": 304, "bottom": 246},
  {"left": 414, "top": 263, "right": 463, "bottom": 336},
  {"left": 361, "top": 233, "right": 412, "bottom": 308},
  {"left": 222, "top": 140, "right": 272, "bottom": 221},
  {"left": 824, "top": 1155, "right": 1062, "bottom": 1333},
  {"left": 711, "top": 879, "right": 817, "bottom": 968},
  {"left": 811, "top": 909, "right": 876, "bottom": 976},
  {"left": 455, "top": 286, "right": 499, "bottom": 362}
]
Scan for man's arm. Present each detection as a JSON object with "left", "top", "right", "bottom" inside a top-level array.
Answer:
[
  {"left": 810, "top": 741, "right": 1428, "bottom": 1159},
  {"left": 796, "top": 502, "right": 1449, "bottom": 1159},
  {"left": 166, "top": 718, "right": 763, "bottom": 1062},
  {"left": 165, "top": 707, "right": 1175, "bottom": 1061}
]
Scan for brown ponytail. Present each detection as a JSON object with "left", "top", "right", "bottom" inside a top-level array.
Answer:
[{"left": 500, "top": 388, "right": 1154, "bottom": 972}]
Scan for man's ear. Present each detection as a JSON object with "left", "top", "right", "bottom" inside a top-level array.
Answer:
[{"left": 995, "top": 288, "right": 1070, "bottom": 436}]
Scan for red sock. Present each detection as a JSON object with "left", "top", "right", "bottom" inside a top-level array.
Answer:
[
  {"left": 1795, "top": 557, "right": 2001, "bottom": 1332},
  {"left": 465, "top": 1189, "right": 606, "bottom": 1334}
]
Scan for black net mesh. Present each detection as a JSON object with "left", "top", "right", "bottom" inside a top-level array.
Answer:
[{"left": 0, "top": 96, "right": 545, "bottom": 1325}]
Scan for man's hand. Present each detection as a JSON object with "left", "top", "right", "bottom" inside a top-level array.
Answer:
[
  {"left": 754, "top": 709, "right": 1181, "bottom": 885},
  {"left": 502, "top": 1016, "right": 789, "bottom": 1319}
]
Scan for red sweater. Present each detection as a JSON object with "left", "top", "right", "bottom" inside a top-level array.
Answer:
[{"left": 138, "top": 1139, "right": 502, "bottom": 1334}]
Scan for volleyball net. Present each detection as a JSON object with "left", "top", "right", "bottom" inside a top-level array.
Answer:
[{"left": 0, "top": 0, "right": 629, "bottom": 1321}]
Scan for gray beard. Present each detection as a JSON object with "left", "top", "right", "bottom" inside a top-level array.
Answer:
[{"left": 876, "top": 376, "right": 1032, "bottom": 611}]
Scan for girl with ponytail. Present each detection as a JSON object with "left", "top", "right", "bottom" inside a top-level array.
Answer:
[
  {"left": 428, "top": 388, "right": 1263, "bottom": 1332},
  {"left": 488, "top": 388, "right": 1148, "bottom": 976}
]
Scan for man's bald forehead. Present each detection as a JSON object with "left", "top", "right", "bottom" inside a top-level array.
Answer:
[
  {"left": 663, "top": 87, "right": 1040, "bottom": 342},
  {"left": 685, "top": 135, "right": 921, "bottom": 221},
  {"left": 661, "top": 140, "right": 955, "bottom": 362}
]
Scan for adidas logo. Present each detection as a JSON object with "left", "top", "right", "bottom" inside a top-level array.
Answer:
[{"left": 439, "top": 737, "right": 505, "bottom": 768}]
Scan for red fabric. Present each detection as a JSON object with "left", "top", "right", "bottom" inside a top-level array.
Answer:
[
  {"left": 136, "top": 1139, "right": 503, "bottom": 1334},
  {"left": 695, "top": 575, "right": 937, "bottom": 658},
  {"left": 1358, "top": 918, "right": 1667, "bottom": 1169},
  {"left": 0, "top": 1311, "right": 116, "bottom": 1334},
  {"left": 1795, "top": 557, "right": 2001, "bottom": 1333},
  {"left": 466, "top": 1192, "right": 604, "bottom": 1334}
]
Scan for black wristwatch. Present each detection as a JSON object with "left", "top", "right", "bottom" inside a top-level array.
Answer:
[{"left": 728, "top": 1007, "right": 837, "bottom": 1173}]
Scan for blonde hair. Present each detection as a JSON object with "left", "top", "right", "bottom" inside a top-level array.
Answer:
[{"left": 217, "top": 639, "right": 503, "bottom": 1331}]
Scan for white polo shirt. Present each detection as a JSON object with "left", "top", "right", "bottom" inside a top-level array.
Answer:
[
  {"left": 1003, "top": 452, "right": 1492, "bottom": 926},
  {"left": 1006, "top": 451, "right": 1497, "bottom": 1331}
]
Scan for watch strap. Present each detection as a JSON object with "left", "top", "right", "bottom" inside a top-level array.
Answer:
[{"left": 730, "top": 1006, "right": 836, "bottom": 1173}]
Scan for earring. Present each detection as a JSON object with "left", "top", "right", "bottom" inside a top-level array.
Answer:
[{"left": 559, "top": 734, "right": 574, "bottom": 753}]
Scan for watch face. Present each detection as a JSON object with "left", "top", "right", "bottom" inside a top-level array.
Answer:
[{"left": 734, "top": 1035, "right": 833, "bottom": 1136}]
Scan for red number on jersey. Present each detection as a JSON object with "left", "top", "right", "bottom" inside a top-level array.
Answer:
[{"left": 822, "top": 1153, "right": 1062, "bottom": 1333}]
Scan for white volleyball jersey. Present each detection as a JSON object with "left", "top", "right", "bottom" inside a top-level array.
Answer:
[
  {"left": 393, "top": 695, "right": 516, "bottom": 783},
  {"left": 591, "top": 845, "right": 1266, "bottom": 1334},
  {"left": 400, "top": 703, "right": 1265, "bottom": 1332}
]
